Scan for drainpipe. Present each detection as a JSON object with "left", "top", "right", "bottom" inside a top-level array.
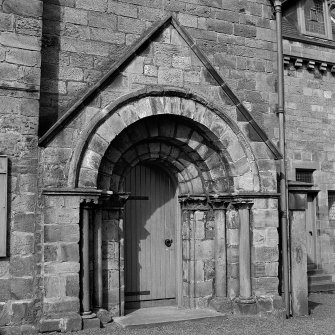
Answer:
[{"left": 274, "top": 0, "right": 290, "bottom": 317}]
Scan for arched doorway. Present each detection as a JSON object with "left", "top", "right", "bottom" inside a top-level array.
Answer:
[{"left": 124, "top": 163, "right": 178, "bottom": 309}]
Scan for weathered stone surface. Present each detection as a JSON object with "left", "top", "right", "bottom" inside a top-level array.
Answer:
[
  {"left": 82, "top": 317, "right": 101, "bottom": 329},
  {"left": 11, "top": 277, "right": 34, "bottom": 300},
  {"left": 9, "top": 256, "right": 34, "bottom": 277},
  {"left": 0, "top": 303, "right": 10, "bottom": 326},
  {"left": 43, "top": 297, "right": 80, "bottom": 314},
  {"left": 3, "top": 0, "right": 43, "bottom": 18}
]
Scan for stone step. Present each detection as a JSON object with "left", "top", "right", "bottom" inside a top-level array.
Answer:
[
  {"left": 307, "top": 268, "right": 324, "bottom": 276},
  {"left": 308, "top": 274, "right": 333, "bottom": 283},
  {"left": 308, "top": 280, "right": 335, "bottom": 293}
]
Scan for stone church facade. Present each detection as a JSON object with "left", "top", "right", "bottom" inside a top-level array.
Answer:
[{"left": 0, "top": 0, "right": 334, "bottom": 333}]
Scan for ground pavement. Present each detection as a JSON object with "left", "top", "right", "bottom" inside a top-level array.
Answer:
[{"left": 46, "top": 293, "right": 335, "bottom": 335}]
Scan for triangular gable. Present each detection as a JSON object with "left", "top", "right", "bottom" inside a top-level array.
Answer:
[{"left": 39, "top": 15, "right": 282, "bottom": 160}]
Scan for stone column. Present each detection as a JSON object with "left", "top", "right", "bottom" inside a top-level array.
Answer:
[
  {"left": 93, "top": 207, "right": 103, "bottom": 311},
  {"left": 214, "top": 208, "right": 227, "bottom": 298},
  {"left": 189, "top": 211, "right": 196, "bottom": 309},
  {"left": 238, "top": 203, "right": 252, "bottom": 299},
  {"left": 80, "top": 204, "right": 95, "bottom": 318},
  {"left": 235, "top": 201, "right": 256, "bottom": 314}
]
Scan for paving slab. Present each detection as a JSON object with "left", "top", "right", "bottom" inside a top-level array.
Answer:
[{"left": 113, "top": 306, "right": 226, "bottom": 328}]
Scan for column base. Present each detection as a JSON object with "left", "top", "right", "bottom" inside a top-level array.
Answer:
[
  {"left": 81, "top": 312, "right": 96, "bottom": 319},
  {"left": 209, "top": 297, "right": 233, "bottom": 314},
  {"left": 233, "top": 296, "right": 257, "bottom": 315},
  {"left": 94, "top": 308, "right": 113, "bottom": 324}
]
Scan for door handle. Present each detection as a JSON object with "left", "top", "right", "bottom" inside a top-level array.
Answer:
[{"left": 165, "top": 239, "right": 173, "bottom": 247}]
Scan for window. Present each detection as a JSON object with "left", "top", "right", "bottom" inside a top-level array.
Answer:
[
  {"left": 298, "top": 0, "right": 333, "bottom": 39},
  {"left": 0, "top": 156, "right": 7, "bottom": 257},
  {"left": 328, "top": 191, "right": 335, "bottom": 224},
  {"left": 296, "top": 169, "right": 314, "bottom": 183}
]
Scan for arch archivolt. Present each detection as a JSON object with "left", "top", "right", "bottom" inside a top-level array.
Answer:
[{"left": 69, "top": 93, "right": 266, "bottom": 194}]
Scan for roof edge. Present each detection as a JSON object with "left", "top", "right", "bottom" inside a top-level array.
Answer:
[{"left": 39, "top": 15, "right": 173, "bottom": 147}]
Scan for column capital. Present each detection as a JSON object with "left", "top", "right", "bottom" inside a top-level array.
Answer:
[{"left": 229, "top": 200, "right": 253, "bottom": 210}]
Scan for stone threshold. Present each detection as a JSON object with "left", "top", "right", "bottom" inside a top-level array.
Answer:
[{"left": 113, "top": 307, "right": 226, "bottom": 329}]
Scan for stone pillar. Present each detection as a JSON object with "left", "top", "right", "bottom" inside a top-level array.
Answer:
[
  {"left": 80, "top": 202, "right": 101, "bottom": 329},
  {"left": 239, "top": 203, "right": 252, "bottom": 299},
  {"left": 289, "top": 190, "right": 309, "bottom": 316},
  {"left": 189, "top": 211, "right": 196, "bottom": 309},
  {"left": 80, "top": 204, "right": 94, "bottom": 318},
  {"left": 119, "top": 207, "right": 125, "bottom": 317},
  {"left": 93, "top": 207, "right": 103, "bottom": 311},
  {"left": 235, "top": 201, "right": 256, "bottom": 314},
  {"left": 214, "top": 208, "right": 227, "bottom": 298}
]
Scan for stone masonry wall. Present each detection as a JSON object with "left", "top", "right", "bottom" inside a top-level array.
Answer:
[
  {"left": 0, "top": 1, "right": 42, "bottom": 334},
  {"left": 40, "top": 0, "right": 279, "bottom": 139},
  {"left": 41, "top": 195, "right": 81, "bottom": 333},
  {"left": 283, "top": 39, "right": 335, "bottom": 274}
]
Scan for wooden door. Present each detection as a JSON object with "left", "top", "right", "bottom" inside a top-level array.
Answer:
[
  {"left": 306, "top": 194, "right": 317, "bottom": 266},
  {"left": 124, "top": 164, "right": 177, "bottom": 308}
]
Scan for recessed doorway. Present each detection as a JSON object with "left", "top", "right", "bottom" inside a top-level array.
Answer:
[{"left": 124, "top": 163, "right": 178, "bottom": 310}]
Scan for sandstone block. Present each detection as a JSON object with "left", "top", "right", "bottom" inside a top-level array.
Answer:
[
  {"left": 0, "top": 262, "right": 9, "bottom": 279},
  {"left": 76, "top": 0, "right": 107, "bottom": 11},
  {"left": 138, "top": 6, "right": 163, "bottom": 21},
  {"left": 194, "top": 240, "right": 214, "bottom": 260},
  {"left": 252, "top": 277, "right": 279, "bottom": 296},
  {"left": 11, "top": 233, "right": 34, "bottom": 256},
  {"left": 44, "top": 276, "right": 63, "bottom": 298},
  {"left": 44, "top": 225, "right": 61, "bottom": 243},
  {"left": 60, "top": 243, "right": 79, "bottom": 262},
  {"left": 195, "top": 280, "right": 213, "bottom": 298},
  {"left": 11, "top": 301, "right": 34, "bottom": 325},
  {"left": 0, "top": 32, "right": 40, "bottom": 51},
  {"left": 252, "top": 246, "right": 279, "bottom": 263},
  {"left": 0, "top": 303, "right": 10, "bottom": 326},
  {"left": 39, "top": 318, "right": 61, "bottom": 333},
  {"left": 107, "top": 1, "right": 137, "bottom": 18},
  {"left": 63, "top": 7, "right": 87, "bottom": 25},
  {"left": 158, "top": 67, "right": 183, "bottom": 86},
  {"left": 82, "top": 317, "right": 101, "bottom": 329},
  {"left": 118, "top": 17, "right": 146, "bottom": 34},
  {"left": 207, "top": 19, "right": 233, "bottom": 34},
  {"left": 234, "top": 24, "right": 256, "bottom": 38},
  {"left": 11, "top": 277, "right": 34, "bottom": 300},
  {"left": 43, "top": 297, "right": 80, "bottom": 314},
  {"left": 0, "top": 63, "right": 19, "bottom": 81},
  {"left": 61, "top": 224, "right": 80, "bottom": 243},
  {"left": 9, "top": 256, "right": 34, "bottom": 277},
  {"left": 252, "top": 209, "right": 278, "bottom": 228},
  {"left": 178, "top": 13, "right": 197, "bottom": 28},
  {"left": 44, "top": 244, "right": 58, "bottom": 262},
  {"left": 91, "top": 27, "right": 124, "bottom": 44},
  {"left": 0, "top": 12, "right": 14, "bottom": 31},
  {"left": 59, "top": 313, "right": 82, "bottom": 332},
  {"left": 0, "top": 280, "right": 10, "bottom": 302},
  {"left": 3, "top": 0, "right": 43, "bottom": 18},
  {"left": 65, "top": 274, "right": 79, "bottom": 297},
  {"left": 59, "top": 66, "right": 83, "bottom": 81},
  {"left": 44, "top": 262, "right": 80, "bottom": 274}
]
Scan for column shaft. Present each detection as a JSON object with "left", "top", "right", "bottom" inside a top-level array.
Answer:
[
  {"left": 81, "top": 206, "right": 92, "bottom": 315},
  {"left": 94, "top": 208, "right": 103, "bottom": 310},
  {"left": 239, "top": 206, "right": 251, "bottom": 299},
  {"left": 214, "top": 209, "right": 226, "bottom": 297}
]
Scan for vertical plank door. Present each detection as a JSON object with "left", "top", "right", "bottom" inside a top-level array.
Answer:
[{"left": 124, "top": 163, "right": 177, "bottom": 308}]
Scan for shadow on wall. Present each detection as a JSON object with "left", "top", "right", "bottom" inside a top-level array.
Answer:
[
  {"left": 39, "top": 0, "right": 62, "bottom": 136},
  {"left": 39, "top": 1, "right": 132, "bottom": 137}
]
